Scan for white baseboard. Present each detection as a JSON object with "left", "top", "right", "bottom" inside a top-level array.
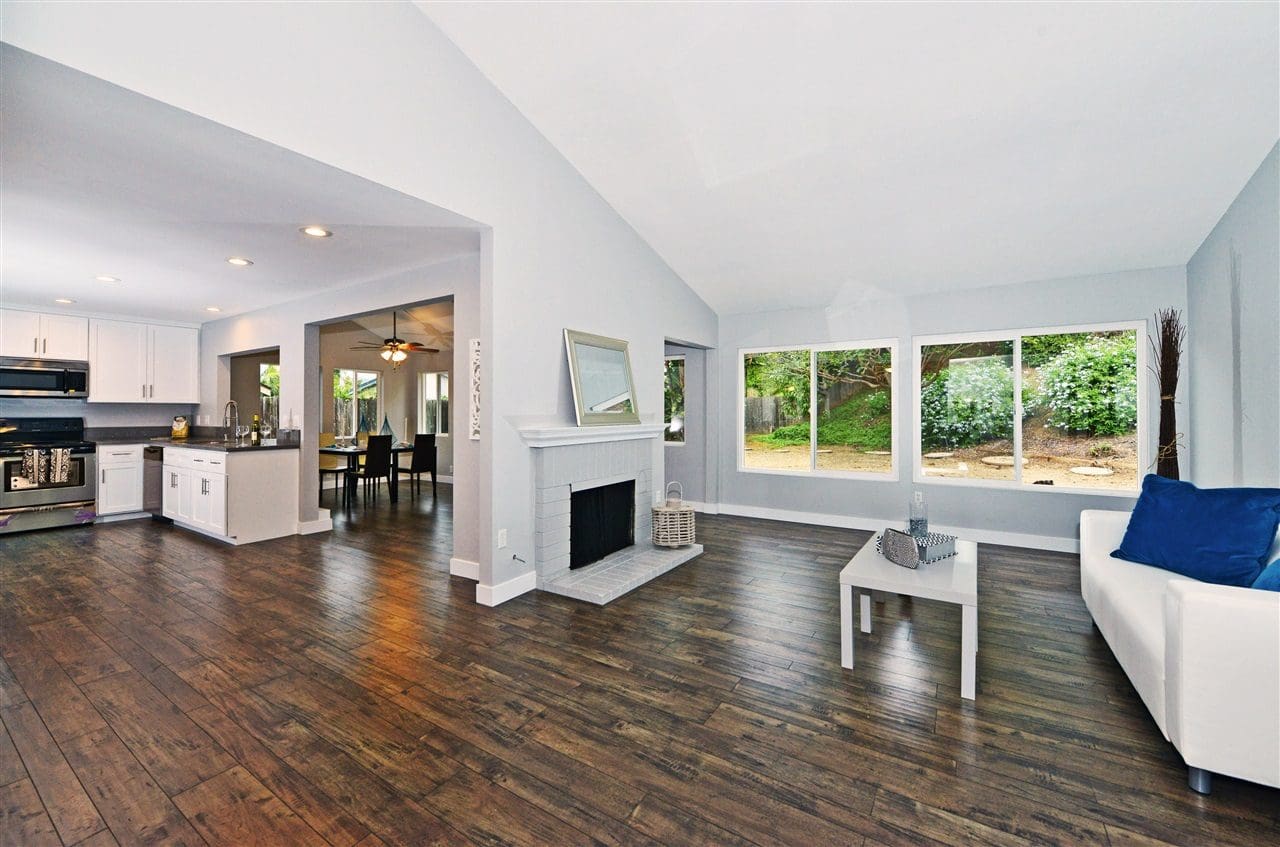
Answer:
[
  {"left": 449, "top": 557, "right": 479, "bottom": 580},
  {"left": 297, "top": 513, "right": 333, "bottom": 535},
  {"left": 715, "top": 502, "right": 1078, "bottom": 553},
  {"left": 476, "top": 569, "right": 537, "bottom": 606},
  {"left": 95, "top": 511, "right": 150, "bottom": 524}
]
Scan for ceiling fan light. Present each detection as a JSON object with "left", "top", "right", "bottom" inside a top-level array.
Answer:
[
  {"left": 380, "top": 348, "right": 393, "bottom": 361},
  {"left": 391, "top": 348, "right": 408, "bottom": 363}
]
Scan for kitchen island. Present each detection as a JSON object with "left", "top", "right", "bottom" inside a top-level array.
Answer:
[{"left": 162, "top": 442, "right": 299, "bottom": 544}]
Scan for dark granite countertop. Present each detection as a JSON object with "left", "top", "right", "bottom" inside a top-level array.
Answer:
[{"left": 142, "top": 438, "right": 298, "bottom": 452}]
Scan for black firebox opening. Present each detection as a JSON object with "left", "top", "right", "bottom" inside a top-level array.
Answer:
[{"left": 570, "top": 480, "right": 635, "bottom": 569}]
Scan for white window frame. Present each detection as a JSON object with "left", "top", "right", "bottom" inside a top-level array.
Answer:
[
  {"left": 911, "top": 320, "right": 1147, "bottom": 497},
  {"left": 664, "top": 355, "right": 686, "bottom": 447},
  {"left": 418, "top": 371, "right": 450, "bottom": 437},
  {"left": 332, "top": 367, "right": 383, "bottom": 439},
  {"left": 737, "top": 338, "right": 899, "bottom": 481}
]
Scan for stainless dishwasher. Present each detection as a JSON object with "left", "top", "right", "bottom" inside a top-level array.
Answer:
[{"left": 143, "top": 445, "right": 169, "bottom": 520}]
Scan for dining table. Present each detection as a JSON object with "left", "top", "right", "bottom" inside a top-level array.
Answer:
[{"left": 319, "top": 442, "right": 416, "bottom": 504}]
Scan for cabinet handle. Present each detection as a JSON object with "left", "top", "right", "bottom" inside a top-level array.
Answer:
[
  {"left": 33, "top": 337, "right": 38, "bottom": 354},
  {"left": 101, "top": 469, "right": 106, "bottom": 484},
  {"left": 142, "top": 384, "right": 146, "bottom": 399},
  {"left": 42, "top": 338, "right": 46, "bottom": 354}
]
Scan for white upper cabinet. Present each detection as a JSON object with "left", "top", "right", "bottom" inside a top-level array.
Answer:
[
  {"left": 0, "top": 309, "right": 88, "bottom": 360},
  {"left": 90, "top": 319, "right": 149, "bottom": 402},
  {"left": 0, "top": 310, "right": 41, "bottom": 357},
  {"left": 89, "top": 319, "right": 199, "bottom": 403},
  {"left": 149, "top": 325, "right": 199, "bottom": 403}
]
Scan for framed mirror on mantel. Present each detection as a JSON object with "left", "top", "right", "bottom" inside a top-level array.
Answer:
[{"left": 564, "top": 329, "right": 640, "bottom": 426}]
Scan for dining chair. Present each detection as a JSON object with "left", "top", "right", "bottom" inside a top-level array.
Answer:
[
  {"left": 348, "top": 434, "right": 392, "bottom": 502},
  {"left": 356, "top": 430, "right": 369, "bottom": 470},
  {"left": 408, "top": 433, "right": 437, "bottom": 498},
  {"left": 318, "top": 432, "right": 346, "bottom": 503}
]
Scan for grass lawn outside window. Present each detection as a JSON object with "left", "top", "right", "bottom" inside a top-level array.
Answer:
[{"left": 739, "top": 340, "right": 898, "bottom": 480}]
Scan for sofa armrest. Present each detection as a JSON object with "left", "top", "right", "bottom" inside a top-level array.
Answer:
[
  {"left": 1164, "top": 581, "right": 1280, "bottom": 788},
  {"left": 1079, "top": 510, "right": 1131, "bottom": 604}
]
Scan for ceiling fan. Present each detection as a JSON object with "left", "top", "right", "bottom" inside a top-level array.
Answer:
[{"left": 349, "top": 311, "right": 439, "bottom": 367}]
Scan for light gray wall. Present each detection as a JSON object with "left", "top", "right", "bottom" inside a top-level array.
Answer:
[
  {"left": 1187, "top": 143, "right": 1280, "bottom": 487},
  {"left": 6, "top": 3, "right": 718, "bottom": 595},
  {"left": 0, "top": 398, "right": 194, "bottom": 428},
  {"left": 717, "top": 266, "right": 1187, "bottom": 549},
  {"left": 663, "top": 343, "right": 707, "bottom": 504}
]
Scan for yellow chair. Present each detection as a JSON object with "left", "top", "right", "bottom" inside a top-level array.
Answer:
[{"left": 319, "top": 432, "right": 345, "bottom": 500}]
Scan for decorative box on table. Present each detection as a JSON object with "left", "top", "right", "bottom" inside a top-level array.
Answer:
[{"left": 877, "top": 528, "right": 958, "bottom": 569}]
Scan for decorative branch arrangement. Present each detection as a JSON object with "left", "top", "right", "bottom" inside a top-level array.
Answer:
[{"left": 1150, "top": 308, "right": 1186, "bottom": 479}]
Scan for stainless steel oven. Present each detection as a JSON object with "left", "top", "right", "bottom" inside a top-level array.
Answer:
[{"left": 0, "top": 418, "right": 97, "bottom": 534}]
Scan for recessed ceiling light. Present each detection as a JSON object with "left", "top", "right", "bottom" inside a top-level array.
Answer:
[
  {"left": 54, "top": 298, "right": 75, "bottom": 304},
  {"left": 94, "top": 275, "right": 120, "bottom": 283},
  {"left": 226, "top": 256, "right": 254, "bottom": 267},
  {"left": 300, "top": 225, "right": 332, "bottom": 238},
  {"left": 205, "top": 306, "right": 222, "bottom": 313}
]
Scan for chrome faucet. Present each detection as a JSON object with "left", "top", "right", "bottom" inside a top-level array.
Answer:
[{"left": 223, "top": 400, "right": 239, "bottom": 443}]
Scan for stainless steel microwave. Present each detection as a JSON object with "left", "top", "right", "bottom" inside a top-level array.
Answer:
[{"left": 0, "top": 358, "right": 90, "bottom": 398}]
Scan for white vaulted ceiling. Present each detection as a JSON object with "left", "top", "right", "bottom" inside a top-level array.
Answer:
[
  {"left": 0, "top": 44, "right": 482, "bottom": 324},
  {"left": 422, "top": 2, "right": 1279, "bottom": 314}
]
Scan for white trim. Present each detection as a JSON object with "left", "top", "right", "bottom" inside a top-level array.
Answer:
[
  {"left": 449, "top": 557, "right": 479, "bottom": 580},
  {"left": 715, "top": 501, "right": 1079, "bottom": 553},
  {"left": 738, "top": 338, "right": 899, "bottom": 481},
  {"left": 297, "top": 515, "right": 333, "bottom": 535},
  {"left": 912, "top": 321, "right": 1147, "bottom": 496},
  {"left": 476, "top": 569, "right": 537, "bottom": 606},
  {"left": 682, "top": 500, "right": 718, "bottom": 514},
  {"left": 518, "top": 423, "right": 664, "bottom": 447},
  {"left": 95, "top": 511, "right": 150, "bottom": 524}
]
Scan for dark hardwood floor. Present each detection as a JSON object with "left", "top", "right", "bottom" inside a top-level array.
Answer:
[{"left": 2, "top": 482, "right": 1277, "bottom": 846}]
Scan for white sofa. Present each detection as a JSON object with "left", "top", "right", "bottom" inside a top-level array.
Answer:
[{"left": 1080, "top": 509, "right": 1280, "bottom": 794}]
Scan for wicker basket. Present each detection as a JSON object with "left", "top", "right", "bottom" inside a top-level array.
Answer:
[{"left": 652, "top": 482, "right": 696, "bottom": 548}]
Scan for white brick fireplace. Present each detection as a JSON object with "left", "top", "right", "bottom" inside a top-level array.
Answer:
[{"left": 519, "top": 424, "right": 703, "bottom": 604}]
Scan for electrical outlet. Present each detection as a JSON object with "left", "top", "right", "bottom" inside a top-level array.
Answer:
[{"left": 498, "top": 529, "right": 508, "bottom": 548}]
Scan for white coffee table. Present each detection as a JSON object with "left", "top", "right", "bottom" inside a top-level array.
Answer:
[{"left": 839, "top": 536, "right": 979, "bottom": 699}]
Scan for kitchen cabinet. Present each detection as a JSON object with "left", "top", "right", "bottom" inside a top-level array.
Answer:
[
  {"left": 160, "top": 446, "right": 299, "bottom": 544},
  {"left": 163, "top": 448, "right": 226, "bottom": 536},
  {"left": 0, "top": 309, "right": 89, "bottom": 360},
  {"left": 89, "top": 319, "right": 199, "bottom": 403},
  {"left": 97, "top": 445, "right": 144, "bottom": 516}
]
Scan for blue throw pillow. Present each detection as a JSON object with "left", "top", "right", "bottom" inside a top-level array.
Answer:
[
  {"left": 1253, "top": 560, "right": 1280, "bottom": 592},
  {"left": 1112, "top": 474, "right": 1280, "bottom": 587}
]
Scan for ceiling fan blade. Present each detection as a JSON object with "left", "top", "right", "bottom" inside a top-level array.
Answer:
[{"left": 402, "top": 343, "right": 439, "bottom": 353}]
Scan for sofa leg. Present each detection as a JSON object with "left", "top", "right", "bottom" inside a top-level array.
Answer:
[{"left": 1187, "top": 766, "right": 1212, "bottom": 795}]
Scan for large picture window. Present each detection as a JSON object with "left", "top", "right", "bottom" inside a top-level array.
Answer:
[
  {"left": 916, "top": 324, "right": 1143, "bottom": 492},
  {"left": 740, "top": 341, "right": 896, "bottom": 477},
  {"left": 333, "top": 369, "right": 380, "bottom": 439}
]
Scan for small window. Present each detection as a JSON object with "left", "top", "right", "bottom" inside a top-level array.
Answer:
[
  {"left": 741, "top": 342, "right": 896, "bottom": 477},
  {"left": 664, "top": 357, "right": 685, "bottom": 443},
  {"left": 333, "top": 369, "right": 380, "bottom": 439},
  {"left": 258, "top": 363, "right": 280, "bottom": 431},
  {"left": 419, "top": 372, "right": 450, "bottom": 436}
]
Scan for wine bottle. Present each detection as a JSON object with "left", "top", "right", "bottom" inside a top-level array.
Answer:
[{"left": 250, "top": 413, "right": 261, "bottom": 447}]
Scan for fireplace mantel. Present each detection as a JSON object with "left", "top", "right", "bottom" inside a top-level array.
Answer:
[{"left": 517, "top": 423, "right": 664, "bottom": 448}]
